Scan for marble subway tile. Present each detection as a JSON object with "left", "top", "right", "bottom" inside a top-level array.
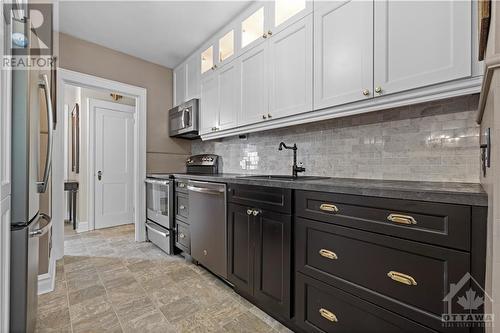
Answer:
[{"left": 193, "top": 94, "right": 480, "bottom": 183}]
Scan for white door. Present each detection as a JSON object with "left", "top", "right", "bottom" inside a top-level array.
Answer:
[
  {"left": 314, "top": 1, "right": 373, "bottom": 109},
  {"left": 173, "top": 64, "right": 186, "bottom": 106},
  {"left": 268, "top": 14, "right": 313, "bottom": 120},
  {"left": 217, "top": 59, "right": 240, "bottom": 130},
  {"left": 93, "top": 100, "right": 134, "bottom": 229},
  {"left": 239, "top": 42, "right": 269, "bottom": 125},
  {"left": 200, "top": 72, "right": 219, "bottom": 135},
  {"left": 374, "top": 0, "right": 471, "bottom": 96}
]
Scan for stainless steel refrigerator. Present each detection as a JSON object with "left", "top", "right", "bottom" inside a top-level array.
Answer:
[{"left": 9, "top": 11, "right": 55, "bottom": 333}]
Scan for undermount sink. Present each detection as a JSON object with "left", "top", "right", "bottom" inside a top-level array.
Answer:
[{"left": 238, "top": 175, "right": 329, "bottom": 181}]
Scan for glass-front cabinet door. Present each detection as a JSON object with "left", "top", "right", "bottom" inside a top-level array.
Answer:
[
  {"left": 217, "top": 29, "right": 236, "bottom": 63},
  {"left": 201, "top": 44, "right": 216, "bottom": 77},
  {"left": 269, "top": 0, "right": 312, "bottom": 35},
  {"left": 240, "top": 4, "right": 268, "bottom": 52}
]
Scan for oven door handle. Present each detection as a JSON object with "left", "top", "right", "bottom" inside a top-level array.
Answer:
[
  {"left": 144, "top": 179, "right": 169, "bottom": 186},
  {"left": 146, "top": 222, "right": 169, "bottom": 238},
  {"left": 30, "top": 213, "right": 52, "bottom": 238}
]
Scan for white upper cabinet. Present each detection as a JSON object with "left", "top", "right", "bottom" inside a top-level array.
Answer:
[
  {"left": 199, "top": 72, "right": 219, "bottom": 135},
  {"left": 201, "top": 43, "right": 218, "bottom": 79},
  {"left": 218, "top": 60, "right": 240, "bottom": 130},
  {"left": 240, "top": 4, "right": 269, "bottom": 53},
  {"left": 173, "top": 64, "right": 186, "bottom": 107},
  {"left": 239, "top": 42, "right": 269, "bottom": 125},
  {"left": 314, "top": 1, "right": 373, "bottom": 109},
  {"left": 186, "top": 55, "right": 200, "bottom": 100},
  {"left": 373, "top": 0, "right": 471, "bottom": 96},
  {"left": 269, "top": 0, "right": 312, "bottom": 34},
  {"left": 217, "top": 23, "right": 240, "bottom": 66},
  {"left": 268, "top": 14, "right": 313, "bottom": 119}
]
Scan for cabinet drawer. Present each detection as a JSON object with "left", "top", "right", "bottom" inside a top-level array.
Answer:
[
  {"left": 176, "top": 194, "right": 189, "bottom": 221},
  {"left": 175, "top": 179, "right": 188, "bottom": 194},
  {"left": 296, "top": 272, "right": 438, "bottom": 333},
  {"left": 296, "top": 217, "right": 470, "bottom": 316},
  {"left": 295, "top": 190, "right": 470, "bottom": 250},
  {"left": 175, "top": 220, "right": 190, "bottom": 253},
  {"left": 228, "top": 184, "right": 292, "bottom": 214}
]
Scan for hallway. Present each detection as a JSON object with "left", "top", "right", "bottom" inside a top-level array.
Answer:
[{"left": 36, "top": 224, "right": 290, "bottom": 332}]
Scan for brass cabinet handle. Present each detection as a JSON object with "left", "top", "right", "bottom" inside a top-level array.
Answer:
[
  {"left": 375, "top": 86, "right": 382, "bottom": 94},
  {"left": 267, "top": 113, "right": 272, "bottom": 118},
  {"left": 268, "top": 30, "right": 273, "bottom": 36},
  {"left": 178, "top": 183, "right": 186, "bottom": 188},
  {"left": 387, "top": 271, "right": 417, "bottom": 286},
  {"left": 247, "top": 209, "right": 253, "bottom": 215},
  {"left": 179, "top": 205, "right": 185, "bottom": 210},
  {"left": 262, "top": 115, "right": 267, "bottom": 120},
  {"left": 263, "top": 33, "right": 268, "bottom": 38},
  {"left": 319, "top": 203, "right": 339, "bottom": 213},
  {"left": 387, "top": 214, "right": 417, "bottom": 225},
  {"left": 252, "top": 209, "right": 261, "bottom": 216},
  {"left": 362, "top": 89, "right": 370, "bottom": 96},
  {"left": 319, "top": 308, "right": 338, "bottom": 322},
  {"left": 319, "top": 249, "right": 338, "bottom": 260},
  {"left": 179, "top": 233, "right": 185, "bottom": 239}
]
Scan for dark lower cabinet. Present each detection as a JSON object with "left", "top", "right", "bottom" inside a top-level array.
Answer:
[
  {"left": 227, "top": 203, "right": 254, "bottom": 295},
  {"left": 296, "top": 272, "right": 438, "bottom": 333},
  {"left": 227, "top": 202, "right": 292, "bottom": 319}
]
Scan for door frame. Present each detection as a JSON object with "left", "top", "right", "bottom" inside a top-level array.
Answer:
[
  {"left": 54, "top": 68, "right": 147, "bottom": 260},
  {"left": 88, "top": 98, "right": 135, "bottom": 231}
]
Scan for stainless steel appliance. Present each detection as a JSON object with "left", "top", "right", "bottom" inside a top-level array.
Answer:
[
  {"left": 10, "top": 13, "right": 55, "bottom": 332},
  {"left": 168, "top": 98, "right": 199, "bottom": 139},
  {"left": 188, "top": 180, "right": 227, "bottom": 279},
  {"left": 145, "top": 154, "right": 220, "bottom": 255},
  {"left": 145, "top": 178, "right": 174, "bottom": 254}
]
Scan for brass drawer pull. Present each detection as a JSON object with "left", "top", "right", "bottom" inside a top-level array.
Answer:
[
  {"left": 387, "top": 213, "right": 417, "bottom": 225},
  {"left": 179, "top": 233, "right": 186, "bottom": 239},
  {"left": 387, "top": 271, "right": 417, "bottom": 286},
  {"left": 179, "top": 205, "right": 186, "bottom": 210},
  {"left": 319, "top": 308, "right": 338, "bottom": 322},
  {"left": 319, "top": 249, "right": 338, "bottom": 260},
  {"left": 319, "top": 203, "right": 339, "bottom": 213}
]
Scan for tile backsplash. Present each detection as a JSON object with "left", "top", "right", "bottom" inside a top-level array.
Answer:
[{"left": 193, "top": 94, "right": 481, "bottom": 183}]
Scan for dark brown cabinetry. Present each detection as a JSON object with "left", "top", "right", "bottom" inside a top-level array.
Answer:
[
  {"left": 227, "top": 184, "right": 292, "bottom": 319},
  {"left": 294, "top": 190, "right": 487, "bottom": 333}
]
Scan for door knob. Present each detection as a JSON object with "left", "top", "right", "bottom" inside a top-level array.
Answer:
[
  {"left": 97, "top": 171, "right": 102, "bottom": 181},
  {"left": 247, "top": 209, "right": 253, "bottom": 215},
  {"left": 362, "top": 89, "right": 370, "bottom": 96},
  {"left": 268, "top": 30, "right": 273, "bottom": 36},
  {"left": 375, "top": 86, "right": 382, "bottom": 94},
  {"left": 267, "top": 113, "right": 272, "bottom": 118},
  {"left": 262, "top": 115, "right": 267, "bottom": 120},
  {"left": 262, "top": 33, "right": 268, "bottom": 39},
  {"left": 252, "top": 209, "right": 261, "bottom": 216}
]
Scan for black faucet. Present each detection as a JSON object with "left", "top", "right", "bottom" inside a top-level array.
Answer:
[{"left": 278, "top": 142, "right": 306, "bottom": 178}]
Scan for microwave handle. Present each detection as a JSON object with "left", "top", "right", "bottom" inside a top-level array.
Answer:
[{"left": 37, "top": 74, "right": 54, "bottom": 193}]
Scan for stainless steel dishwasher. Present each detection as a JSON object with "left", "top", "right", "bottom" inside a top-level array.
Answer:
[{"left": 187, "top": 180, "right": 227, "bottom": 279}]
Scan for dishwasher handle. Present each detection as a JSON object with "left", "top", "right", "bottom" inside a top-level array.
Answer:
[{"left": 187, "top": 185, "right": 225, "bottom": 195}]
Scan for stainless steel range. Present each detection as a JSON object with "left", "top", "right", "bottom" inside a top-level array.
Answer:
[{"left": 145, "top": 154, "right": 220, "bottom": 255}]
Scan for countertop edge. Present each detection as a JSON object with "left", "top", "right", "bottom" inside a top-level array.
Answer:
[{"left": 148, "top": 173, "right": 488, "bottom": 207}]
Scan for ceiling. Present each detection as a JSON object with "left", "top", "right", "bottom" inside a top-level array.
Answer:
[{"left": 58, "top": 1, "right": 252, "bottom": 69}]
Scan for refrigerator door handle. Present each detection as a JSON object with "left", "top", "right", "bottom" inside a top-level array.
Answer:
[
  {"left": 37, "top": 74, "right": 54, "bottom": 193},
  {"left": 30, "top": 213, "right": 52, "bottom": 238}
]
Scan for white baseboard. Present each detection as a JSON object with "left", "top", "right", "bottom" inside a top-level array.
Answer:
[
  {"left": 76, "top": 221, "right": 89, "bottom": 233},
  {"left": 38, "top": 255, "right": 56, "bottom": 295}
]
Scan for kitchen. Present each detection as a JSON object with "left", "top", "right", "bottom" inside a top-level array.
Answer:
[{"left": 0, "top": 0, "right": 499, "bottom": 332}]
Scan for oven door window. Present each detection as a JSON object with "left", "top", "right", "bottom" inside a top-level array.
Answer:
[{"left": 146, "top": 181, "right": 170, "bottom": 227}]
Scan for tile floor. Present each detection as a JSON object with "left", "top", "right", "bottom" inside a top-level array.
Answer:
[{"left": 36, "top": 223, "right": 292, "bottom": 333}]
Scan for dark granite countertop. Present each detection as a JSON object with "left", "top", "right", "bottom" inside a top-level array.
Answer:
[{"left": 146, "top": 173, "right": 487, "bottom": 207}]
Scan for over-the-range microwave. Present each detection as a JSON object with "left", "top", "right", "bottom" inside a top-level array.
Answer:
[{"left": 169, "top": 98, "right": 199, "bottom": 139}]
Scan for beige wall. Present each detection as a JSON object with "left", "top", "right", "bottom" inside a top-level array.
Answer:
[{"left": 58, "top": 33, "right": 191, "bottom": 173}]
